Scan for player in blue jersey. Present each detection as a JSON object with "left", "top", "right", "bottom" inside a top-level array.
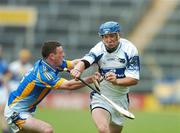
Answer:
[
  {"left": 4, "top": 41, "right": 98, "bottom": 133},
  {"left": 71, "top": 21, "right": 140, "bottom": 133}
]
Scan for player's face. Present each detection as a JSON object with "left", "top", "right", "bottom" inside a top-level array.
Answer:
[
  {"left": 53, "top": 46, "right": 64, "bottom": 67},
  {"left": 102, "top": 33, "right": 119, "bottom": 49}
]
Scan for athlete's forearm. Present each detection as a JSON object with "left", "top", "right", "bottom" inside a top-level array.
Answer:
[
  {"left": 73, "top": 61, "right": 86, "bottom": 72},
  {"left": 59, "top": 75, "right": 94, "bottom": 90}
]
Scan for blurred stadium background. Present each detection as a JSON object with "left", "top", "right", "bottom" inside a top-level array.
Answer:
[{"left": 0, "top": 0, "right": 180, "bottom": 133}]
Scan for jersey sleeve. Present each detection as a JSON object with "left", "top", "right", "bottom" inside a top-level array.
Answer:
[
  {"left": 37, "top": 70, "right": 66, "bottom": 89},
  {"left": 82, "top": 43, "right": 103, "bottom": 64},
  {"left": 58, "top": 59, "right": 73, "bottom": 71},
  {"left": 124, "top": 45, "right": 140, "bottom": 80}
]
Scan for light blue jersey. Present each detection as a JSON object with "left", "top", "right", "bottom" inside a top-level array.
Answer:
[{"left": 7, "top": 59, "right": 72, "bottom": 113}]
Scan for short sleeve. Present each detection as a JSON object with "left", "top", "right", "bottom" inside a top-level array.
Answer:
[
  {"left": 36, "top": 70, "right": 66, "bottom": 89},
  {"left": 82, "top": 43, "right": 104, "bottom": 64},
  {"left": 58, "top": 59, "right": 73, "bottom": 71},
  {"left": 124, "top": 45, "right": 140, "bottom": 80}
]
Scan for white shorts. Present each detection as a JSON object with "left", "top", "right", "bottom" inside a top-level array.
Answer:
[
  {"left": 90, "top": 92, "right": 129, "bottom": 126},
  {"left": 4, "top": 104, "right": 32, "bottom": 133}
]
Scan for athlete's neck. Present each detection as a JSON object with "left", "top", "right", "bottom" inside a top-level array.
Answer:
[
  {"left": 43, "top": 59, "right": 56, "bottom": 69},
  {"left": 105, "top": 43, "right": 119, "bottom": 53}
]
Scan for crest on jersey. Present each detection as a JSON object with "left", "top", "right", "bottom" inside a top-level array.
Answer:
[
  {"left": 118, "top": 58, "right": 125, "bottom": 63},
  {"left": 128, "top": 56, "right": 140, "bottom": 70},
  {"left": 42, "top": 66, "right": 54, "bottom": 81}
]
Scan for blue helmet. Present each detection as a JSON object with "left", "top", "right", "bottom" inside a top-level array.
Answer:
[{"left": 98, "top": 21, "right": 121, "bottom": 36}]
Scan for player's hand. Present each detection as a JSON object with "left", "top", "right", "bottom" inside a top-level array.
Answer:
[
  {"left": 94, "top": 72, "right": 101, "bottom": 81},
  {"left": 86, "top": 72, "right": 101, "bottom": 84},
  {"left": 70, "top": 68, "right": 81, "bottom": 80},
  {"left": 105, "top": 72, "right": 117, "bottom": 84}
]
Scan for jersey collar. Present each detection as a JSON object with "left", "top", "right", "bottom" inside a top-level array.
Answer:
[
  {"left": 41, "top": 59, "right": 56, "bottom": 72},
  {"left": 103, "top": 41, "right": 121, "bottom": 53}
]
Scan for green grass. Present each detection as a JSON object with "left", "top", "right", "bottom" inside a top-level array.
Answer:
[
  {"left": 123, "top": 111, "right": 180, "bottom": 133},
  {"left": 36, "top": 108, "right": 180, "bottom": 133},
  {"left": 36, "top": 108, "right": 97, "bottom": 133}
]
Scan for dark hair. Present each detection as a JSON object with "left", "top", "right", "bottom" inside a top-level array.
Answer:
[{"left": 41, "top": 41, "right": 62, "bottom": 59}]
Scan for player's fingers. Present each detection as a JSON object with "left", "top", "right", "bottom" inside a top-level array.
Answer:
[
  {"left": 70, "top": 69, "right": 81, "bottom": 79},
  {"left": 105, "top": 72, "right": 115, "bottom": 77},
  {"left": 105, "top": 75, "right": 112, "bottom": 80},
  {"left": 105, "top": 73, "right": 117, "bottom": 82},
  {"left": 94, "top": 72, "right": 101, "bottom": 81},
  {"left": 105, "top": 72, "right": 115, "bottom": 79}
]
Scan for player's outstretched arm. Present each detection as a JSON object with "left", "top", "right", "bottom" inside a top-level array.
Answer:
[{"left": 58, "top": 75, "right": 94, "bottom": 90}]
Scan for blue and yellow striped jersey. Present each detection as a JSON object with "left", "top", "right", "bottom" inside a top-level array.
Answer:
[{"left": 8, "top": 59, "right": 72, "bottom": 113}]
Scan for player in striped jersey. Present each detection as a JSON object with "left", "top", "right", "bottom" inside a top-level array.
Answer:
[
  {"left": 71, "top": 21, "right": 140, "bottom": 133},
  {"left": 4, "top": 41, "right": 97, "bottom": 133}
]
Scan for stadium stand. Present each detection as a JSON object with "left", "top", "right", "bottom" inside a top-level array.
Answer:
[
  {"left": 129, "top": 0, "right": 180, "bottom": 92},
  {"left": 142, "top": 1, "right": 180, "bottom": 92},
  {"left": 0, "top": 0, "right": 149, "bottom": 58}
]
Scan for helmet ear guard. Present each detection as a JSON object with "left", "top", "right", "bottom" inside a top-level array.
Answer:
[{"left": 98, "top": 21, "right": 121, "bottom": 36}]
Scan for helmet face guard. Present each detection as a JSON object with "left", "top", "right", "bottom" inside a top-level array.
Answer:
[{"left": 98, "top": 21, "right": 121, "bottom": 36}]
